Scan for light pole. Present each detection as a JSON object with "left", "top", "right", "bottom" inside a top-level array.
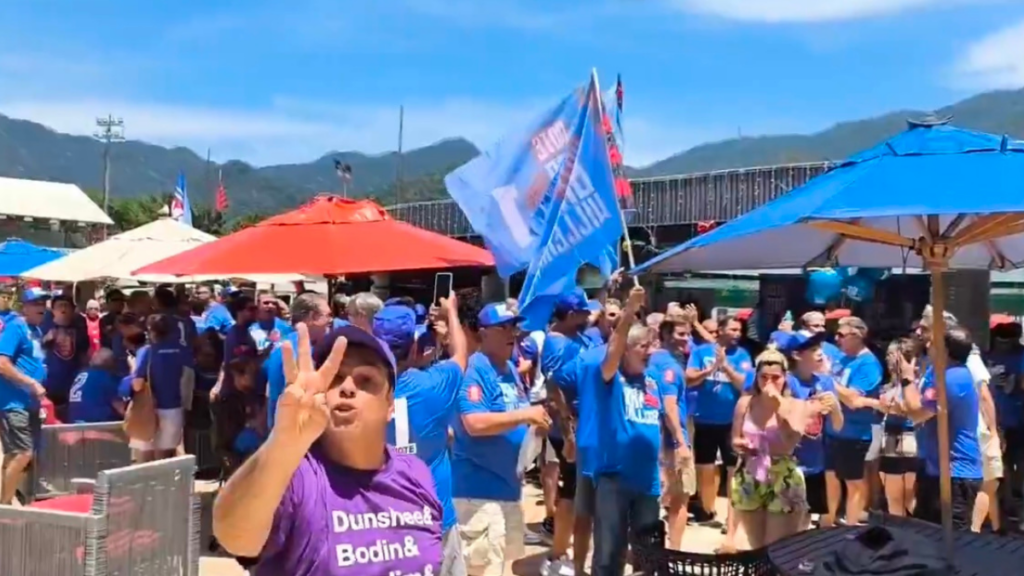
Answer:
[{"left": 93, "top": 115, "right": 125, "bottom": 218}]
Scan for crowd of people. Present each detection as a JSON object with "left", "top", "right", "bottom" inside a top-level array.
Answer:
[{"left": 0, "top": 274, "right": 1022, "bottom": 576}]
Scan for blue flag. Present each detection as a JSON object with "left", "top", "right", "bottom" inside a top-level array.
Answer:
[
  {"left": 517, "top": 74, "right": 624, "bottom": 332},
  {"left": 445, "top": 86, "right": 624, "bottom": 278},
  {"left": 171, "top": 171, "right": 193, "bottom": 227}
]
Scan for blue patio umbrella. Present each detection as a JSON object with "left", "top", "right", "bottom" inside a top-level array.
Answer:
[
  {"left": 633, "top": 117, "right": 1024, "bottom": 547},
  {"left": 0, "top": 238, "right": 71, "bottom": 277}
]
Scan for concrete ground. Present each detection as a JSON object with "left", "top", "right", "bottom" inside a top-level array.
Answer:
[{"left": 196, "top": 482, "right": 730, "bottom": 576}]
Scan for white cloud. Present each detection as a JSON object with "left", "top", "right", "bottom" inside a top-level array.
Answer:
[
  {"left": 668, "top": 0, "right": 946, "bottom": 23},
  {"left": 953, "top": 19, "right": 1024, "bottom": 90}
]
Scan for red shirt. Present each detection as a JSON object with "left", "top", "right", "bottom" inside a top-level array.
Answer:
[{"left": 85, "top": 316, "right": 101, "bottom": 355}]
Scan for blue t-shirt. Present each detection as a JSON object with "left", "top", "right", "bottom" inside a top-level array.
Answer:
[
  {"left": 166, "top": 313, "right": 198, "bottom": 366},
  {"left": 649, "top": 349, "right": 689, "bottom": 449},
  {"left": 68, "top": 368, "right": 120, "bottom": 422},
  {"left": 202, "top": 303, "right": 235, "bottom": 336},
  {"left": 190, "top": 314, "right": 207, "bottom": 334},
  {"left": 133, "top": 343, "right": 186, "bottom": 410},
  {"left": 451, "top": 352, "right": 528, "bottom": 502},
  {"left": 987, "top": 351, "right": 1024, "bottom": 429},
  {"left": 919, "top": 365, "right": 983, "bottom": 480},
  {"left": 686, "top": 343, "right": 753, "bottom": 425},
  {"left": 787, "top": 372, "right": 836, "bottom": 474},
  {"left": 249, "top": 317, "right": 293, "bottom": 353},
  {"left": 262, "top": 331, "right": 301, "bottom": 429},
  {"left": 0, "top": 316, "right": 46, "bottom": 411},
  {"left": 541, "top": 330, "right": 597, "bottom": 439},
  {"left": 829, "top": 350, "right": 883, "bottom": 441},
  {"left": 583, "top": 325, "right": 605, "bottom": 345},
  {"left": 561, "top": 346, "right": 605, "bottom": 478},
  {"left": 41, "top": 319, "right": 90, "bottom": 398},
  {"left": 387, "top": 360, "right": 463, "bottom": 532},
  {"left": 590, "top": 364, "right": 664, "bottom": 496},
  {"left": 223, "top": 323, "right": 258, "bottom": 392},
  {"left": 822, "top": 341, "right": 843, "bottom": 374}
]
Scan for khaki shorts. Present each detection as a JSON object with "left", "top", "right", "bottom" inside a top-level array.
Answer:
[
  {"left": 661, "top": 449, "right": 697, "bottom": 498},
  {"left": 981, "top": 429, "right": 1004, "bottom": 481},
  {"left": 454, "top": 499, "right": 525, "bottom": 576}
]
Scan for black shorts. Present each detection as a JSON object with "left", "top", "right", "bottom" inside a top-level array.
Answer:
[
  {"left": 693, "top": 423, "right": 737, "bottom": 467},
  {"left": 825, "top": 437, "right": 871, "bottom": 481},
  {"left": 915, "top": 474, "right": 979, "bottom": 531},
  {"left": 547, "top": 436, "right": 577, "bottom": 501},
  {"left": 0, "top": 408, "right": 41, "bottom": 456},
  {"left": 804, "top": 471, "right": 828, "bottom": 515}
]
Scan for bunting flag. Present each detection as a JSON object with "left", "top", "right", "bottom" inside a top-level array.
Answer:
[
  {"left": 215, "top": 170, "right": 229, "bottom": 212},
  {"left": 602, "top": 73, "right": 634, "bottom": 221}
]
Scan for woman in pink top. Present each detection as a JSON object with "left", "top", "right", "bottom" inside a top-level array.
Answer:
[{"left": 730, "top": 347, "right": 838, "bottom": 549}]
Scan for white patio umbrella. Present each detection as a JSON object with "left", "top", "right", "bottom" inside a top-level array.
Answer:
[{"left": 22, "top": 218, "right": 306, "bottom": 284}]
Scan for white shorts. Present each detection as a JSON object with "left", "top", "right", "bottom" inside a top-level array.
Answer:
[
  {"left": 129, "top": 408, "right": 185, "bottom": 452},
  {"left": 865, "top": 424, "right": 883, "bottom": 462},
  {"left": 454, "top": 499, "right": 525, "bottom": 576},
  {"left": 981, "top": 429, "right": 1004, "bottom": 481}
]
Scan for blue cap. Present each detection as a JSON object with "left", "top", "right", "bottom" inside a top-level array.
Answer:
[
  {"left": 477, "top": 302, "right": 524, "bottom": 328},
  {"left": 587, "top": 299, "right": 602, "bottom": 313},
  {"left": 21, "top": 287, "right": 51, "bottom": 303},
  {"left": 554, "top": 288, "right": 590, "bottom": 315},
  {"left": 775, "top": 331, "right": 825, "bottom": 355},
  {"left": 373, "top": 305, "right": 417, "bottom": 355},
  {"left": 314, "top": 325, "right": 397, "bottom": 386}
]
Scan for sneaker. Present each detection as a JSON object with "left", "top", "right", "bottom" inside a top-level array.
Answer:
[
  {"left": 541, "top": 516, "right": 555, "bottom": 538},
  {"left": 524, "top": 519, "right": 553, "bottom": 546},
  {"left": 541, "top": 555, "right": 575, "bottom": 576}
]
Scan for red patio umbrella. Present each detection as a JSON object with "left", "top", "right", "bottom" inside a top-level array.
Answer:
[{"left": 133, "top": 196, "right": 494, "bottom": 277}]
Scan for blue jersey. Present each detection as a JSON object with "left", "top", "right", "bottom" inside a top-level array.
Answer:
[
  {"left": 41, "top": 319, "right": 90, "bottom": 398},
  {"left": 686, "top": 343, "right": 753, "bottom": 425},
  {"left": 263, "top": 331, "right": 300, "bottom": 428},
  {"left": 787, "top": 372, "right": 836, "bottom": 474},
  {"left": 202, "top": 303, "right": 234, "bottom": 336},
  {"left": 68, "top": 368, "right": 121, "bottom": 422},
  {"left": 134, "top": 343, "right": 186, "bottom": 410},
  {"left": 591, "top": 364, "right": 664, "bottom": 496},
  {"left": 0, "top": 316, "right": 46, "bottom": 410},
  {"left": 648, "top": 349, "right": 689, "bottom": 449},
  {"left": 451, "top": 352, "right": 528, "bottom": 502},
  {"left": 387, "top": 360, "right": 463, "bottom": 532},
  {"left": 542, "top": 331, "right": 597, "bottom": 438},
  {"left": 987, "top": 350, "right": 1024, "bottom": 430},
  {"left": 829, "top": 350, "right": 882, "bottom": 441},
  {"left": 249, "top": 317, "right": 293, "bottom": 353},
  {"left": 919, "top": 365, "right": 983, "bottom": 480}
]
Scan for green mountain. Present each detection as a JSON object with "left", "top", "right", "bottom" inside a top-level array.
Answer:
[
  {"left": 633, "top": 88, "right": 1024, "bottom": 176},
  {"left": 0, "top": 112, "right": 479, "bottom": 215},
  {"left": 2, "top": 87, "right": 1023, "bottom": 216}
]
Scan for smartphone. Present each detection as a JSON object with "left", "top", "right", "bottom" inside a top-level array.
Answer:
[{"left": 433, "top": 272, "right": 454, "bottom": 305}]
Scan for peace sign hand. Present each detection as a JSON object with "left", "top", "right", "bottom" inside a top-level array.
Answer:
[{"left": 275, "top": 323, "right": 348, "bottom": 449}]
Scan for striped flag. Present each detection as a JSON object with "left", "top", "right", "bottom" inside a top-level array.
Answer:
[
  {"left": 601, "top": 74, "right": 635, "bottom": 221},
  {"left": 215, "top": 170, "right": 229, "bottom": 212},
  {"left": 170, "top": 171, "right": 193, "bottom": 226}
]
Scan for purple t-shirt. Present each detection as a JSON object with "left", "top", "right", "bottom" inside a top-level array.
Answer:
[{"left": 257, "top": 445, "right": 443, "bottom": 576}]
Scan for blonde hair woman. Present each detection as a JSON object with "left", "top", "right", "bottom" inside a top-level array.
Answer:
[{"left": 730, "top": 347, "right": 836, "bottom": 549}]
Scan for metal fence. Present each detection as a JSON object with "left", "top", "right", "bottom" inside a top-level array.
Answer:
[
  {"left": 386, "top": 162, "right": 832, "bottom": 236},
  {"left": 25, "top": 421, "right": 132, "bottom": 503},
  {"left": 0, "top": 455, "right": 201, "bottom": 576}
]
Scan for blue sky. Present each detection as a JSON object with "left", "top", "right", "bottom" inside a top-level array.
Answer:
[{"left": 1, "top": 0, "right": 1022, "bottom": 167}]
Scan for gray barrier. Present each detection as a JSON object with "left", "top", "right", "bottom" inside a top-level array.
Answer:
[
  {"left": 26, "top": 422, "right": 132, "bottom": 503},
  {"left": 0, "top": 455, "right": 201, "bottom": 576}
]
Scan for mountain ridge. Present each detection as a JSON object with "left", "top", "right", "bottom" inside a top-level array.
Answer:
[{"left": 2, "top": 86, "right": 1023, "bottom": 215}]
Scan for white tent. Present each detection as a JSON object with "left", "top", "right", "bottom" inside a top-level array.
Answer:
[
  {"left": 22, "top": 218, "right": 305, "bottom": 284},
  {"left": 0, "top": 177, "right": 113, "bottom": 225}
]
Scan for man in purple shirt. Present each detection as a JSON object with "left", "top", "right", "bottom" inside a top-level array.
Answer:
[{"left": 213, "top": 323, "right": 443, "bottom": 576}]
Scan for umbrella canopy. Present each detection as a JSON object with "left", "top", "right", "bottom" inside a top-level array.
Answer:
[
  {"left": 0, "top": 239, "right": 71, "bottom": 276},
  {"left": 22, "top": 218, "right": 305, "bottom": 284},
  {"left": 133, "top": 196, "right": 495, "bottom": 277},
  {"left": 635, "top": 119, "right": 1024, "bottom": 274}
]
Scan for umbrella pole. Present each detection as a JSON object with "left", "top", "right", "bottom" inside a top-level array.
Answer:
[{"left": 928, "top": 268, "right": 955, "bottom": 560}]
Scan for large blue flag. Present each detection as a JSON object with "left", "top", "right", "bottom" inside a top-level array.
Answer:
[
  {"left": 517, "top": 73, "right": 625, "bottom": 332},
  {"left": 445, "top": 84, "right": 625, "bottom": 278}
]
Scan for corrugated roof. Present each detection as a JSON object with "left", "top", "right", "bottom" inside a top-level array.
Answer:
[{"left": 0, "top": 177, "right": 113, "bottom": 225}]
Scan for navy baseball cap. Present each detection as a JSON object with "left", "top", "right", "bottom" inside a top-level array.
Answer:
[
  {"left": 477, "top": 302, "right": 524, "bottom": 328},
  {"left": 314, "top": 325, "right": 397, "bottom": 387},
  {"left": 374, "top": 305, "right": 417, "bottom": 355},
  {"left": 554, "top": 288, "right": 591, "bottom": 315},
  {"left": 776, "top": 331, "right": 825, "bottom": 355},
  {"left": 21, "top": 287, "right": 51, "bottom": 304}
]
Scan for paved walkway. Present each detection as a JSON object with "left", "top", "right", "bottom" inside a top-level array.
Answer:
[{"left": 196, "top": 482, "right": 729, "bottom": 576}]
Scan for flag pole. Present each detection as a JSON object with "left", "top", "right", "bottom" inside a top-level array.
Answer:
[{"left": 591, "top": 68, "right": 639, "bottom": 288}]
